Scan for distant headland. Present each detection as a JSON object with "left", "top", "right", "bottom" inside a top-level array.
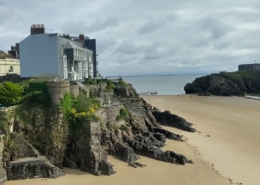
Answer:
[{"left": 184, "top": 63, "right": 260, "bottom": 96}]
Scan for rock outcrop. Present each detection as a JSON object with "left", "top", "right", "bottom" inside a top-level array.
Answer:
[
  {"left": 152, "top": 110, "right": 196, "bottom": 132},
  {"left": 184, "top": 71, "right": 260, "bottom": 96},
  {"left": 64, "top": 121, "right": 115, "bottom": 176},
  {"left": 0, "top": 79, "right": 198, "bottom": 184}
]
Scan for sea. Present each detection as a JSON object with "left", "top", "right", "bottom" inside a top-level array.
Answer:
[{"left": 122, "top": 75, "right": 204, "bottom": 95}]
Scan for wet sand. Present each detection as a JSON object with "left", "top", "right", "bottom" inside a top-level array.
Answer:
[
  {"left": 6, "top": 95, "right": 259, "bottom": 185},
  {"left": 5, "top": 142, "right": 229, "bottom": 185}
]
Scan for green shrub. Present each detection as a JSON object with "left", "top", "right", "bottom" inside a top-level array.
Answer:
[
  {"left": 84, "top": 78, "right": 96, "bottom": 85},
  {"left": 104, "top": 80, "right": 115, "bottom": 92},
  {"left": 19, "top": 91, "right": 51, "bottom": 107},
  {"left": 227, "top": 70, "right": 256, "bottom": 79},
  {"left": 60, "top": 92, "right": 72, "bottom": 114},
  {"left": 24, "top": 81, "right": 48, "bottom": 95},
  {"left": 118, "top": 77, "right": 127, "bottom": 86},
  {"left": 0, "top": 81, "right": 23, "bottom": 106},
  {"left": 61, "top": 94, "right": 101, "bottom": 134},
  {"left": 116, "top": 108, "right": 131, "bottom": 121}
]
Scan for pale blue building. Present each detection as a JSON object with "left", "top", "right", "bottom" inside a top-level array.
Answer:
[{"left": 20, "top": 24, "right": 94, "bottom": 81}]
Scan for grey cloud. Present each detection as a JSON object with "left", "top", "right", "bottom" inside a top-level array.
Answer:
[
  {"left": 1, "top": 0, "right": 260, "bottom": 76},
  {"left": 198, "top": 16, "right": 232, "bottom": 40},
  {"left": 137, "top": 20, "right": 164, "bottom": 34},
  {"left": 87, "top": 17, "right": 119, "bottom": 32},
  {"left": 137, "top": 14, "right": 178, "bottom": 35}
]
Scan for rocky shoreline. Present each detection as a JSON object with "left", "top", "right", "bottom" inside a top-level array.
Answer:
[{"left": 0, "top": 79, "right": 196, "bottom": 184}]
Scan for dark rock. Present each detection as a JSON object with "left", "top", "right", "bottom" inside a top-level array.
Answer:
[
  {"left": 152, "top": 110, "right": 196, "bottom": 132},
  {"left": 184, "top": 72, "right": 260, "bottom": 96},
  {"left": 134, "top": 162, "right": 146, "bottom": 167},
  {"left": 7, "top": 157, "right": 65, "bottom": 180},
  {"left": 153, "top": 128, "right": 183, "bottom": 141},
  {"left": 63, "top": 157, "right": 78, "bottom": 169},
  {"left": 128, "top": 163, "right": 138, "bottom": 168},
  {"left": 64, "top": 122, "right": 115, "bottom": 176},
  {"left": 113, "top": 143, "right": 140, "bottom": 164},
  {"left": 123, "top": 133, "right": 190, "bottom": 165}
]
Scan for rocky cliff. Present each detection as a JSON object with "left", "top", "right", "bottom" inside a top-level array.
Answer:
[
  {"left": 0, "top": 79, "right": 197, "bottom": 184},
  {"left": 184, "top": 71, "right": 260, "bottom": 96}
]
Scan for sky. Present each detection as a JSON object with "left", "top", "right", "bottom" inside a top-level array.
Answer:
[{"left": 1, "top": 0, "right": 260, "bottom": 76}]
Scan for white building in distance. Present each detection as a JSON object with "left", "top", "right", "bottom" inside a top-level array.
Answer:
[
  {"left": 19, "top": 24, "right": 94, "bottom": 81},
  {"left": 0, "top": 50, "right": 20, "bottom": 76}
]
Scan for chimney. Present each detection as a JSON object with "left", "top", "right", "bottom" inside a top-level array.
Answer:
[
  {"left": 30, "top": 24, "right": 45, "bottom": 35},
  {"left": 62, "top": 34, "right": 70, "bottom": 39},
  {"left": 79, "top": 34, "right": 85, "bottom": 47},
  {"left": 15, "top": 43, "right": 20, "bottom": 56}
]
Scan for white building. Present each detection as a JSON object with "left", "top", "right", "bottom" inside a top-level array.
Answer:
[
  {"left": 19, "top": 24, "right": 94, "bottom": 81},
  {"left": 0, "top": 51, "right": 20, "bottom": 76}
]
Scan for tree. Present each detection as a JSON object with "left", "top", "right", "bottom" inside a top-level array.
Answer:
[{"left": 0, "top": 81, "right": 23, "bottom": 106}]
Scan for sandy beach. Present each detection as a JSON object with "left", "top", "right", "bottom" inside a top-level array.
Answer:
[
  {"left": 5, "top": 95, "right": 259, "bottom": 185},
  {"left": 143, "top": 95, "right": 260, "bottom": 185}
]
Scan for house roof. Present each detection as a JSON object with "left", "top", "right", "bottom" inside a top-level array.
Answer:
[
  {"left": 65, "top": 40, "right": 84, "bottom": 50},
  {"left": 0, "top": 50, "right": 14, "bottom": 59}
]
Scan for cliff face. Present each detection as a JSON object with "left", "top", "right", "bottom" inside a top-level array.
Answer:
[
  {"left": 184, "top": 71, "right": 260, "bottom": 96},
  {"left": 0, "top": 79, "right": 197, "bottom": 184}
]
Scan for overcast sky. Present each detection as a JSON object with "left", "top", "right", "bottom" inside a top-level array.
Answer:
[{"left": 1, "top": 0, "right": 260, "bottom": 76}]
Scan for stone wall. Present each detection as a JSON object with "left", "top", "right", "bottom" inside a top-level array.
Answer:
[
  {"left": 12, "top": 134, "right": 39, "bottom": 159},
  {"left": 69, "top": 84, "right": 79, "bottom": 97},
  {"left": 238, "top": 64, "right": 260, "bottom": 71},
  {"left": 0, "top": 135, "right": 7, "bottom": 185},
  {"left": 96, "top": 105, "right": 125, "bottom": 128},
  {"left": 47, "top": 80, "right": 70, "bottom": 105},
  {"left": 0, "top": 74, "right": 30, "bottom": 83}
]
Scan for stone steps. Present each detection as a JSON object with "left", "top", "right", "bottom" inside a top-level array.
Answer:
[{"left": 7, "top": 156, "right": 65, "bottom": 180}]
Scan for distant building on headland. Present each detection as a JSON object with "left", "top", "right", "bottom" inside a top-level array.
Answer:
[
  {"left": 0, "top": 50, "right": 20, "bottom": 76},
  {"left": 238, "top": 63, "right": 260, "bottom": 71},
  {"left": 15, "top": 24, "right": 100, "bottom": 81}
]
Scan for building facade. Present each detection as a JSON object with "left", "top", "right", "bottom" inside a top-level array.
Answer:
[
  {"left": 84, "top": 39, "right": 98, "bottom": 77},
  {"left": 19, "top": 24, "right": 94, "bottom": 81},
  {"left": 0, "top": 51, "right": 20, "bottom": 76}
]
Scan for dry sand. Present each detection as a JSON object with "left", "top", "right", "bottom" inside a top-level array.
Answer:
[
  {"left": 6, "top": 95, "right": 259, "bottom": 185},
  {"left": 143, "top": 95, "right": 260, "bottom": 185}
]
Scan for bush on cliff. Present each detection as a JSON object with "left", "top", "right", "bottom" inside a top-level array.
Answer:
[
  {"left": 0, "top": 81, "right": 23, "bottom": 106},
  {"left": 19, "top": 91, "right": 51, "bottom": 107},
  {"left": 104, "top": 80, "right": 115, "bottom": 92},
  {"left": 60, "top": 93, "right": 100, "bottom": 133},
  {"left": 84, "top": 77, "right": 97, "bottom": 85},
  {"left": 116, "top": 108, "right": 131, "bottom": 121},
  {"left": 227, "top": 70, "right": 256, "bottom": 80},
  {"left": 60, "top": 92, "right": 72, "bottom": 114}
]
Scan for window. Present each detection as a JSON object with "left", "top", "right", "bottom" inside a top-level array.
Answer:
[
  {"left": 9, "top": 66, "right": 13, "bottom": 72},
  {"left": 62, "top": 68, "right": 68, "bottom": 79},
  {"left": 62, "top": 56, "right": 67, "bottom": 66},
  {"left": 89, "top": 56, "right": 92, "bottom": 61},
  {"left": 79, "top": 69, "right": 82, "bottom": 79}
]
